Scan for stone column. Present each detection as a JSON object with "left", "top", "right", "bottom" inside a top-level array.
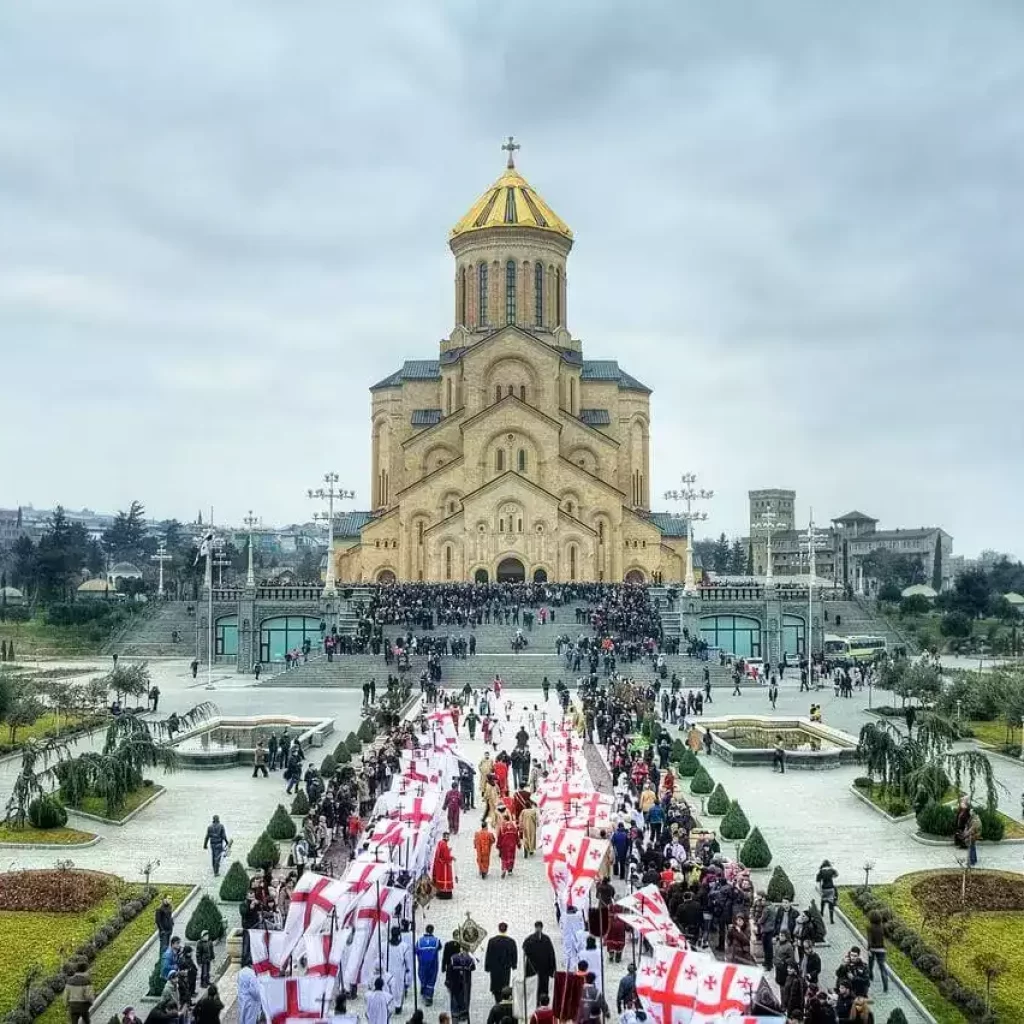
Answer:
[
  {"left": 764, "top": 593, "right": 783, "bottom": 666},
  {"left": 238, "top": 590, "right": 256, "bottom": 674}
]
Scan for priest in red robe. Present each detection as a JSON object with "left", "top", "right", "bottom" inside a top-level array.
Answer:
[
  {"left": 496, "top": 815, "right": 520, "bottom": 878},
  {"left": 432, "top": 831, "right": 456, "bottom": 899}
]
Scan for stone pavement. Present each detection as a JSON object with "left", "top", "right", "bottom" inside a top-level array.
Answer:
[{"left": 11, "top": 653, "right": 1024, "bottom": 1022}]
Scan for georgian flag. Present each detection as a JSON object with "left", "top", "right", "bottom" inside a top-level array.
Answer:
[
  {"left": 249, "top": 929, "right": 299, "bottom": 976},
  {"left": 615, "top": 885, "right": 674, "bottom": 931},
  {"left": 283, "top": 872, "right": 349, "bottom": 940},
  {"left": 194, "top": 531, "right": 215, "bottom": 566},
  {"left": 616, "top": 911, "right": 685, "bottom": 949}
]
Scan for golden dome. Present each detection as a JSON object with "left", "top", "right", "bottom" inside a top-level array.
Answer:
[{"left": 450, "top": 143, "right": 572, "bottom": 241}]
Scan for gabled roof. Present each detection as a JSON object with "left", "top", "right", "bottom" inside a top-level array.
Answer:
[
  {"left": 411, "top": 409, "right": 442, "bottom": 427},
  {"left": 579, "top": 408, "right": 611, "bottom": 427},
  {"left": 371, "top": 360, "right": 441, "bottom": 391},
  {"left": 644, "top": 511, "right": 689, "bottom": 538},
  {"left": 579, "top": 359, "right": 652, "bottom": 394},
  {"left": 832, "top": 510, "right": 878, "bottom": 523},
  {"left": 334, "top": 511, "right": 375, "bottom": 538}
]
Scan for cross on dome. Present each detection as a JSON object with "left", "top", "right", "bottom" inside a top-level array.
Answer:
[{"left": 502, "top": 135, "right": 521, "bottom": 168}]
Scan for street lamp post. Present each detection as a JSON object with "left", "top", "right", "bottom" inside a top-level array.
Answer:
[
  {"left": 755, "top": 508, "right": 787, "bottom": 584},
  {"left": 243, "top": 510, "right": 259, "bottom": 588},
  {"left": 308, "top": 474, "right": 355, "bottom": 629},
  {"left": 150, "top": 542, "right": 172, "bottom": 599},
  {"left": 663, "top": 473, "right": 713, "bottom": 591},
  {"left": 212, "top": 545, "right": 231, "bottom": 588},
  {"left": 804, "top": 509, "right": 829, "bottom": 662}
]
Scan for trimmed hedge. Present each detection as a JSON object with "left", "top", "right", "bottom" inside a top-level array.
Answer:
[
  {"left": 147, "top": 959, "right": 165, "bottom": 997},
  {"left": 219, "top": 861, "right": 250, "bottom": 902},
  {"left": 720, "top": 801, "right": 751, "bottom": 840},
  {"left": 739, "top": 827, "right": 772, "bottom": 869},
  {"left": 766, "top": 866, "right": 795, "bottom": 902},
  {"left": 185, "top": 894, "right": 227, "bottom": 942},
  {"left": 335, "top": 747, "right": 351, "bottom": 765},
  {"left": 345, "top": 732, "right": 362, "bottom": 753},
  {"left": 689, "top": 765, "right": 714, "bottom": 795},
  {"left": 290, "top": 790, "right": 310, "bottom": 816},
  {"left": 670, "top": 738, "right": 687, "bottom": 763},
  {"left": 677, "top": 749, "right": 700, "bottom": 777},
  {"left": 705, "top": 784, "right": 730, "bottom": 816},
  {"left": 885, "top": 1011, "right": 908, "bottom": 1024},
  {"left": 320, "top": 754, "right": 337, "bottom": 776},
  {"left": 916, "top": 801, "right": 956, "bottom": 836},
  {"left": 267, "top": 804, "right": 297, "bottom": 841},
  {"left": 246, "top": 830, "right": 281, "bottom": 870}
]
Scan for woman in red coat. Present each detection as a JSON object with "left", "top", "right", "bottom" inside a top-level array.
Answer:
[
  {"left": 496, "top": 816, "right": 520, "bottom": 878},
  {"left": 432, "top": 832, "right": 456, "bottom": 899},
  {"left": 493, "top": 757, "right": 510, "bottom": 796}
]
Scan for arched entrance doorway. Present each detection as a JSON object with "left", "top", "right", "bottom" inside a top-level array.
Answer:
[
  {"left": 699, "top": 614, "right": 762, "bottom": 659},
  {"left": 376, "top": 569, "right": 396, "bottom": 585},
  {"left": 474, "top": 568, "right": 489, "bottom": 583},
  {"left": 497, "top": 557, "right": 525, "bottom": 582},
  {"left": 624, "top": 569, "right": 646, "bottom": 584},
  {"left": 533, "top": 568, "right": 548, "bottom": 583}
]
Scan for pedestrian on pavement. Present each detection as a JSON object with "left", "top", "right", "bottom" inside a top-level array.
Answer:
[
  {"left": 203, "top": 815, "right": 229, "bottom": 875},
  {"left": 252, "top": 741, "right": 269, "bottom": 778},
  {"left": 196, "top": 930, "right": 215, "bottom": 987},
  {"left": 65, "top": 962, "right": 95, "bottom": 1024},
  {"left": 155, "top": 897, "right": 174, "bottom": 953}
]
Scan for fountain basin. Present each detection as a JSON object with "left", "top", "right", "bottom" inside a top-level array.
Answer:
[
  {"left": 696, "top": 716, "right": 857, "bottom": 770},
  {"left": 169, "top": 715, "right": 334, "bottom": 769}
]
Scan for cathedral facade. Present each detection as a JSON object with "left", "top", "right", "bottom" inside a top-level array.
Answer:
[{"left": 334, "top": 147, "right": 687, "bottom": 584}]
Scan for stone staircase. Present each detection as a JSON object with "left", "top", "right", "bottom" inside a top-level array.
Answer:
[
  {"left": 107, "top": 600, "right": 199, "bottom": 658},
  {"left": 822, "top": 597, "right": 918, "bottom": 653}
]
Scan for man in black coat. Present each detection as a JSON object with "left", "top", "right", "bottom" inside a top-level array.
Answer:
[
  {"left": 155, "top": 897, "right": 174, "bottom": 953},
  {"left": 484, "top": 922, "right": 518, "bottom": 1002},
  {"left": 522, "top": 920, "right": 557, "bottom": 1001}
]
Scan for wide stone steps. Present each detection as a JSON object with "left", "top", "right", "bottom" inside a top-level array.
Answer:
[{"left": 110, "top": 601, "right": 200, "bottom": 657}]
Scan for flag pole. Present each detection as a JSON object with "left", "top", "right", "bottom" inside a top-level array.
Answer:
[{"left": 205, "top": 535, "right": 213, "bottom": 690}]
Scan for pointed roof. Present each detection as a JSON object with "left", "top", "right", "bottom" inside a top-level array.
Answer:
[{"left": 450, "top": 154, "right": 572, "bottom": 241}]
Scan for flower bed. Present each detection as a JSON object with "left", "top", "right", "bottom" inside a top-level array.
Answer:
[
  {"left": 840, "top": 870, "right": 1024, "bottom": 1024},
  {"left": 0, "top": 870, "right": 192, "bottom": 1024}
]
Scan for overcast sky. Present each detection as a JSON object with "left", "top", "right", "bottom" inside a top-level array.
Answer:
[{"left": 1, "top": 2, "right": 1021, "bottom": 558}]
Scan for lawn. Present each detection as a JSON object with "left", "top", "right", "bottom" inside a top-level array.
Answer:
[
  {"left": 841, "top": 870, "right": 1024, "bottom": 1024},
  {"left": 70, "top": 785, "right": 164, "bottom": 822},
  {"left": 0, "top": 882, "right": 193, "bottom": 1021},
  {"left": 4, "top": 712, "right": 93, "bottom": 747},
  {"left": 968, "top": 718, "right": 1023, "bottom": 752},
  {"left": 0, "top": 823, "right": 97, "bottom": 845}
]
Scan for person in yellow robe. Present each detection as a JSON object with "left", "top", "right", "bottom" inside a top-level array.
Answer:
[
  {"left": 474, "top": 824, "right": 496, "bottom": 878},
  {"left": 519, "top": 802, "right": 538, "bottom": 857}
]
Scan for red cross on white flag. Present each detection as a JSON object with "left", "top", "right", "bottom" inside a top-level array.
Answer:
[
  {"left": 341, "top": 859, "right": 390, "bottom": 895},
  {"left": 284, "top": 872, "right": 347, "bottom": 938},
  {"left": 615, "top": 885, "right": 674, "bottom": 930},
  {"left": 302, "top": 930, "right": 344, "bottom": 978},
  {"left": 248, "top": 929, "right": 299, "bottom": 976},
  {"left": 688, "top": 962, "right": 764, "bottom": 1024},
  {"left": 258, "top": 975, "right": 331, "bottom": 1024}
]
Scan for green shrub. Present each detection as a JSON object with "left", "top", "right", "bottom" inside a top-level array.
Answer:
[
  {"left": 185, "top": 894, "right": 227, "bottom": 942},
  {"left": 267, "top": 804, "right": 297, "bottom": 841},
  {"left": 28, "top": 794, "right": 68, "bottom": 829},
  {"left": 320, "top": 754, "right": 337, "bottom": 777},
  {"left": 739, "top": 827, "right": 772, "bottom": 869},
  {"left": 670, "top": 738, "right": 687, "bottom": 763},
  {"left": 766, "top": 866, "right": 795, "bottom": 903},
  {"left": 345, "top": 732, "right": 362, "bottom": 753},
  {"left": 885, "top": 1010, "right": 909, "bottom": 1024},
  {"left": 335, "top": 747, "right": 351, "bottom": 765},
  {"left": 977, "top": 807, "right": 1005, "bottom": 841},
  {"left": 706, "top": 784, "right": 730, "bottom": 815},
  {"left": 853, "top": 776, "right": 874, "bottom": 790},
  {"left": 805, "top": 900, "right": 827, "bottom": 942},
  {"left": 883, "top": 794, "right": 910, "bottom": 817},
  {"left": 916, "top": 801, "right": 956, "bottom": 836},
  {"left": 357, "top": 719, "right": 376, "bottom": 743},
  {"left": 719, "top": 801, "right": 750, "bottom": 840},
  {"left": 677, "top": 749, "right": 700, "bottom": 777},
  {"left": 290, "top": 790, "right": 310, "bottom": 816},
  {"left": 147, "top": 959, "right": 165, "bottom": 996},
  {"left": 689, "top": 765, "right": 714, "bottom": 795},
  {"left": 246, "top": 830, "right": 281, "bottom": 870},
  {"left": 333, "top": 740, "right": 348, "bottom": 761},
  {"left": 219, "top": 861, "right": 250, "bottom": 902}
]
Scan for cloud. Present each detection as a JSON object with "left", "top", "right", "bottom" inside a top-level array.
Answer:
[{"left": 0, "top": 1, "right": 1021, "bottom": 558}]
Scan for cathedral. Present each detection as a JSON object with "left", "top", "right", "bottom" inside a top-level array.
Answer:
[{"left": 334, "top": 143, "right": 688, "bottom": 584}]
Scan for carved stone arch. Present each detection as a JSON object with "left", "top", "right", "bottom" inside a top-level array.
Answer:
[
  {"left": 481, "top": 427, "right": 541, "bottom": 479},
  {"left": 482, "top": 354, "right": 539, "bottom": 405},
  {"left": 568, "top": 444, "right": 601, "bottom": 475},
  {"left": 624, "top": 566, "right": 646, "bottom": 584},
  {"left": 423, "top": 443, "right": 458, "bottom": 474},
  {"left": 439, "top": 490, "right": 462, "bottom": 517},
  {"left": 376, "top": 567, "right": 397, "bottom": 584},
  {"left": 560, "top": 489, "right": 583, "bottom": 517}
]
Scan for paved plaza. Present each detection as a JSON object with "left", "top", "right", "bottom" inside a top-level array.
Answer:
[{"left": 7, "top": 651, "right": 1024, "bottom": 1023}]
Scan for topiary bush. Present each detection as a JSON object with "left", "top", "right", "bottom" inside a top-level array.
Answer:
[
  {"left": 916, "top": 801, "right": 956, "bottom": 836},
  {"left": 28, "top": 794, "right": 68, "bottom": 829},
  {"left": 333, "top": 740, "right": 348, "bottom": 761},
  {"left": 689, "top": 765, "right": 714, "bottom": 795},
  {"left": 885, "top": 1010, "right": 909, "bottom": 1024},
  {"left": 345, "top": 732, "right": 362, "bottom": 754},
  {"left": 739, "top": 827, "right": 772, "bottom": 869},
  {"left": 246, "top": 830, "right": 281, "bottom": 870},
  {"left": 804, "top": 900, "right": 827, "bottom": 942},
  {"left": 147, "top": 959, "right": 165, "bottom": 996},
  {"left": 290, "top": 790, "right": 310, "bottom": 816},
  {"left": 357, "top": 719, "right": 376, "bottom": 743},
  {"left": 670, "top": 738, "right": 687, "bottom": 763},
  {"left": 706, "top": 784, "right": 730, "bottom": 816},
  {"left": 219, "top": 861, "right": 250, "bottom": 902},
  {"left": 185, "top": 893, "right": 227, "bottom": 942},
  {"left": 766, "top": 865, "right": 795, "bottom": 903},
  {"left": 335, "top": 747, "right": 351, "bottom": 765},
  {"left": 977, "top": 807, "right": 1006, "bottom": 841},
  {"left": 267, "top": 804, "right": 297, "bottom": 841},
  {"left": 320, "top": 754, "right": 337, "bottom": 777},
  {"left": 720, "top": 801, "right": 751, "bottom": 840},
  {"left": 677, "top": 749, "right": 700, "bottom": 777},
  {"left": 852, "top": 776, "right": 874, "bottom": 790}
]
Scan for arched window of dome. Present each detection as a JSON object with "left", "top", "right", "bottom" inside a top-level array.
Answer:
[
  {"left": 496, "top": 449, "right": 505, "bottom": 472},
  {"left": 519, "top": 384, "right": 526, "bottom": 402},
  {"left": 478, "top": 263, "right": 488, "bottom": 327},
  {"left": 499, "top": 518, "right": 505, "bottom": 533},
  {"left": 555, "top": 267, "right": 563, "bottom": 325},
  {"left": 458, "top": 266, "right": 466, "bottom": 325},
  {"left": 534, "top": 263, "right": 544, "bottom": 327},
  {"left": 517, "top": 448, "right": 527, "bottom": 473},
  {"left": 507, "top": 384, "right": 513, "bottom": 397},
  {"left": 505, "top": 259, "right": 516, "bottom": 325}
]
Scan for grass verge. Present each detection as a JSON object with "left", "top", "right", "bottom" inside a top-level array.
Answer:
[
  {"left": 70, "top": 785, "right": 163, "bottom": 822},
  {"left": 0, "top": 823, "right": 97, "bottom": 845}
]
